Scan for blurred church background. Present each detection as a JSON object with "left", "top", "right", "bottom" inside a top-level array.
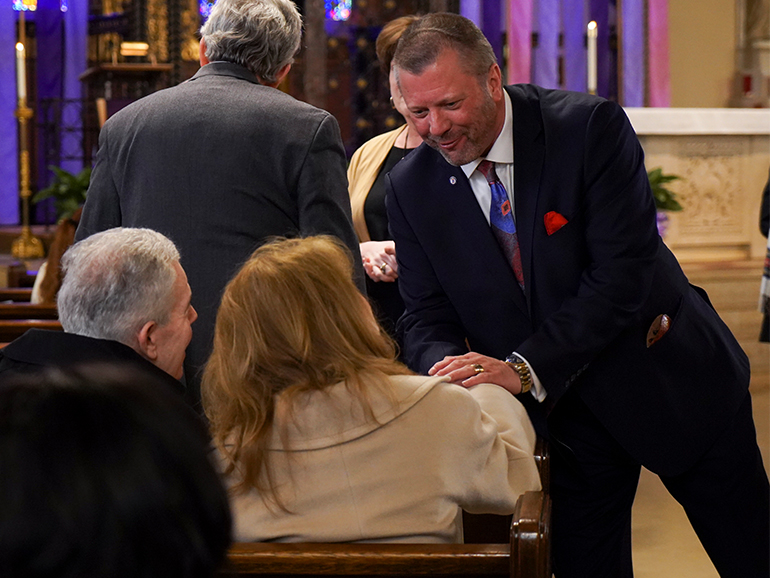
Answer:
[
  {"left": 0, "top": 1, "right": 768, "bottom": 575},
  {"left": 2, "top": 0, "right": 768, "bottom": 229}
]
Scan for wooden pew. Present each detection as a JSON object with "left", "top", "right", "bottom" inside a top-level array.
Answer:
[
  {"left": 0, "top": 288, "right": 33, "bottom": 302},
  {"left": 220, "top": 442, "right": 552, "bottom": 578},
  {"left": 0, "top": 303, "right": 58, "bottom": 320},
  {"left": 0, "top": 297, "right": 61, "bottom": 346},
  {"left": 0, "top": 319, "right": 62, "bottom": 343}
]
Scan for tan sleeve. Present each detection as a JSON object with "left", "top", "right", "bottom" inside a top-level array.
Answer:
[{"left": 441, "top": 383, "right": 541, "bottom": 515}]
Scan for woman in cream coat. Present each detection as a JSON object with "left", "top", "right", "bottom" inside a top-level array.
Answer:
[{"left": 202, "top": 236, "right": 541, "bottom": 543}]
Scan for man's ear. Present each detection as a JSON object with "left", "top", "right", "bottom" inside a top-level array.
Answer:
[
  {"left": 265, "top": 63, "right": 292, "bottom": 88},
  {"left": 199, "top": 38, "right": 209, "bottom": 67},
  {"left": 487, "top": 63, "right": 503, "bottom": 100},
  {"left": 136, "top": 320, "right": 159, "bottom": 362}
]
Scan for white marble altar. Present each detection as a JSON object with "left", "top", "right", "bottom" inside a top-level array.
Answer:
[{"left": 625, "top": 108, "right": 770, "bottom": 262}]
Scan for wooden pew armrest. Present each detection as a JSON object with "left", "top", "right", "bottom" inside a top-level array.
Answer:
[{"left": 511, "top": 490, "right": 551, "bottom": 578}]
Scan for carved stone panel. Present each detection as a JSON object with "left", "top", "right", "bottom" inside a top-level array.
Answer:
[{"left": 676, "top": 137, "right": 746, "bottom": 241}]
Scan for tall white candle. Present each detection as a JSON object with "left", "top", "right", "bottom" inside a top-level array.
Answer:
[
  {"left": 16, "top": 42, "right": 26, "bottom": 102},
  {"left": 587, "top": 21, "right": 597, "bottom": 95}
]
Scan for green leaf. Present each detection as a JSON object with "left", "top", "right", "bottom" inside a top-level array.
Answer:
[
  {"left": 33, "top": 164, "right": 91, "bottom": 221},
  {"left": 648, "top": 167, "right": 684, "bottom": 212},
  {"left": 31, "top": 188, "right": 53, "bottom": 204}
]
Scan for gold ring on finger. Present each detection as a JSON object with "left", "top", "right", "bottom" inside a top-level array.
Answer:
[{"left": 472, "top": 363, "right": 485, "bottom": 375}]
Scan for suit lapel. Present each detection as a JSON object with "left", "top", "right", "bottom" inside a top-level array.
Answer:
[
  {"left": 434, "top": 157, "right": 529, "bottom": 317},
  {"left": 508, "top": 86, "right": 545, "bottom": 307}
]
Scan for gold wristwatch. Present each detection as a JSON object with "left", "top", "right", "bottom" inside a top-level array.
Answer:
[{"left": 504, "top": 353, "right": 532, "bottom": 394}]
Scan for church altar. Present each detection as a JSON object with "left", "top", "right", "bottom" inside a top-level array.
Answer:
[{"left": 624, "top": 107, "right": 770, "bottom": 263}]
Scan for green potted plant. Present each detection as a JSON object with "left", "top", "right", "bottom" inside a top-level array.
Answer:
[
  {"left": 648, "top": 167, "right": 683, "bottom": 237},
  {"left": 32, "top": 165, "right": 91, "bottom": 222}
]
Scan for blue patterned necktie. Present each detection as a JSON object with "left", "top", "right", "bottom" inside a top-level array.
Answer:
[{"left": 477, "top": 160, "right": 524, "bottom": 290}]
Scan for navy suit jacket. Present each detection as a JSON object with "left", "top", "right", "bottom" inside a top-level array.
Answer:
[{"left": 386, "top": 85, "right": 749, "bottom": 476}]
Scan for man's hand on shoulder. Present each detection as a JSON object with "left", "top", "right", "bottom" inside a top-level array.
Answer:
[{"left": 429, "top": 352, "right": 523, "bottom": 395}]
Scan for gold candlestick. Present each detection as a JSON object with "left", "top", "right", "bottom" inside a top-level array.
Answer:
[
  {"left": 12, "top": 104, "right": 44, "bottom": 259},
  {"left": 12, "top": 13, "right": 45, "bottom": 260}
]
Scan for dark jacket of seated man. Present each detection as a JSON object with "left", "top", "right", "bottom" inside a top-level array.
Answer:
[{"left": 0, "top": 330, "right": 184, "bottom": 396}]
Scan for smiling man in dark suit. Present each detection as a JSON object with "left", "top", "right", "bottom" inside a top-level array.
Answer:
[
  {"left": 386, "top": 13, "right": 768, "bottom": 578},
  {"left": 76, "top": 0, "right": 363, "bottom": 408}
]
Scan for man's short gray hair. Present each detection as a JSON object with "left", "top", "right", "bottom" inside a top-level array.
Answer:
[
  {"left": 200, "top": 0, "right": 302, "bottom": 85},
  {"left": 393, "top": 12, "right": 497, "bottom": 82},
  {"left": 58, "top": 228, "right": 181, "bottom": 348}
]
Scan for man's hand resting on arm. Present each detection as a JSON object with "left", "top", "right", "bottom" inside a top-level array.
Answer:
[{"left": 429, "top": 352, "right": 524, "bottom": 395}]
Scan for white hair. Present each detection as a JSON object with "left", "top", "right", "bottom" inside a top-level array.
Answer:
[
  {"left": 200, "top": 0, "right": 302, "bottom": 85},
  {"left": 57, "top": 228, "right": 181, "bottom": 348}
]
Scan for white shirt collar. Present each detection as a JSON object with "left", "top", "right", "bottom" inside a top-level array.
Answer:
[{"left": 461, "top": 90, "right": 514, "bottom": 179}]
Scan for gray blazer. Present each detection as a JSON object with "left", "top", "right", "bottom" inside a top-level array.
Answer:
[{"left": 77, "top": 62, "right": 363, "bottom": 405}]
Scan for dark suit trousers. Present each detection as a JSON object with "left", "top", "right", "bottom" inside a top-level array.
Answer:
[{"left": 548, "top": 389, "right": 769, "bottom": 578}]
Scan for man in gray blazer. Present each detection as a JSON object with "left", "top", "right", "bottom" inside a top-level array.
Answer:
[{"left": 76, "top": 0, "right": 363, "bottom": 407}]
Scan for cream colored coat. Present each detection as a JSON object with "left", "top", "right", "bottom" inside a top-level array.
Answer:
[
  {"left": 347, "top": 125, "right": 407, "bottom": 243},
  {"left": 227, "top": 374, "right": 541, "bottom": 543}
]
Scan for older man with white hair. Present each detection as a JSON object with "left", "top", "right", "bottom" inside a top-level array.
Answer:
[
  {"left": 0, "top": 228, "right": 197, "bottom": 393},
  {"left": 75, "top": 0, "right": 364, "bottom": 405}
]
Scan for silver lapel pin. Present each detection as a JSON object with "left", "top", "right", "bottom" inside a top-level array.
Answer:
[{"left": 449, "top": 176, "right": 457, "bottom": 185}]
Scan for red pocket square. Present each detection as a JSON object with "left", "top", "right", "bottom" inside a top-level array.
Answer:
[{"left": 544, "top": 211, "right": 568, "bottom": 236}]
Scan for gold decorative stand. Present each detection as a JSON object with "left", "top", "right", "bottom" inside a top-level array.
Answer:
[{"left": 12, "top": 11, "right": 44, "bottom": 260}]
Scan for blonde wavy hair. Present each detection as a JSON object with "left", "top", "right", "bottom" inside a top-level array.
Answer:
[{"left": 202, "top": 236, "right": 411, "bottom": 506}]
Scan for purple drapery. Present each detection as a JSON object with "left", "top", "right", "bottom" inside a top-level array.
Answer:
[
  {"left": 507, "top": 0, "right": 532, "bottom": 83},
  {"left": 0, "top": 2, "right": 85, "bottom": 227},
  {"left": 648, "top": 0, "right": 670, "bottom": 106},
  {"left": 0, "top": 9, "right": 20, "bottom": 224},
  {"left": 562, "top": 0, "right": 587, "bottom": 92},
  {"left": 35, "top": 1, "right": 63, "bottom": 108},
  {"left": 482, "top": 0, "right": 505, "bottom": 68},
  {"left": 620, "top": 0, "right": 644, "bottom": 106},
  {"left": 502, "top": 0, "right": 668, "bottom": 105},
  {"left": 59, "top": 0, "right": 87, "bottom": 208},
  {"left": 35, "top": 0, "right": 64, "bottom": 223},
  {"left": 62, "top": 0, "right": 87, "bottom": 164},
  {"left": 460, "top": 0, "right": 483, "bottom": 27},
  {"left": 34, "top": 1, "right": 86, "bottom": 224},
  {"left": 532, "top": 0, "right": 559, "bottom": 88}
]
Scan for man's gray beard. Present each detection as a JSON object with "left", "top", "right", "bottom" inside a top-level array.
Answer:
[
  {"left": 431, "top": 144, "right": 460, "bottom": 166},
  {"left": 428, "top": 140, "right": 483, "bottom": 167}
]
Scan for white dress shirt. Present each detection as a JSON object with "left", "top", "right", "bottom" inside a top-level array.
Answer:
[
  {"left": 460, "top": 90, "right": 515, "bottom": 221},
  {"left": 459, "top": 92, "right": 546, "bottom": 402}
]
